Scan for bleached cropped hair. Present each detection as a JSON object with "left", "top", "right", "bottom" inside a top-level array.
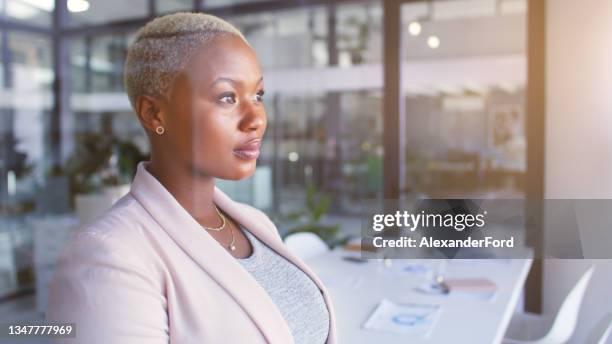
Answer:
[{"left": 124, "top": 12, "right": 247, "bottom": 111}]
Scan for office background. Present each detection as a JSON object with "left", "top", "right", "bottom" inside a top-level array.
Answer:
[{"left": 0, "top": 0, "right": 610, "bottom": 343}]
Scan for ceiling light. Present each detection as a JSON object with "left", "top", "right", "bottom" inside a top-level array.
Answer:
[
  {"left": 427, "top": 35, "right": 440, "bottom": 49},
  {"left": 68, "top": 0, "right": 90, "bottom": 13},
  {"left": 288, "top": 152, "right": 299, "bottom": 162},
  {"left": 408, "top": 21, "right": 422, "bottom": 36}
]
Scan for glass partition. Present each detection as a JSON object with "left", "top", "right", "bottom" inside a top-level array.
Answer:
[
  {"left": 400, "top": 0, "right": 527, "bottom": 199},
  {"left": 0, "top": 31, "right": 53, "bottom": 299},
  {"left": 3, "top": 0, "right": 53, "bottom": 27},
  {"left": 68, "top": 0, "right": 148, "bottom": 27}
]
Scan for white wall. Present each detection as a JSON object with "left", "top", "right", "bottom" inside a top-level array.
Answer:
[{"left": 545, "top": 0, "right": 612, "bottom": 342}]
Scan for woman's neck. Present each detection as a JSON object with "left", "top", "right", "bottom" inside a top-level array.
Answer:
[{"left": 145, "top": 158, "right": 219, "bottom": 225}]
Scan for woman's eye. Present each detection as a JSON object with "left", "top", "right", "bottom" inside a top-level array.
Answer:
[
  {"left": 254, "top": 90, "right": 265, "bottom": 103},
  {"left": 219, "top": 93, "right": 236, "bottom": 104}
]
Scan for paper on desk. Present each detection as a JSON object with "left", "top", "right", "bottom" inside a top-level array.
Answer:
[
  {"left": 388, "top": 261, "right": 434, "bottom": 277},
  {"left": 414, "top": 285, "right": 498, "bottom": 301},
  {"left": 362, "top": 299, "right": 441, "bottom": 336}
]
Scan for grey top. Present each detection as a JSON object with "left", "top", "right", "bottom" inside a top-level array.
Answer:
[{"left": 237, "top": 228, "right": 330, "bottom": 344}]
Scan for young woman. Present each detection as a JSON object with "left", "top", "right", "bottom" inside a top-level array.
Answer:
[{"left": 47, "top": 12, "right": 336, "bottom": 344}]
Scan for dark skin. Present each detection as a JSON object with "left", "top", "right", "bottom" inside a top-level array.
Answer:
[{"left": 134, "top": 34, "right": 267, "bottom": 258}]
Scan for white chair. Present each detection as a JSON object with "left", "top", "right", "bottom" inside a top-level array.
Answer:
[
  {"left": 283, "top": 232, "right": 329, "bottom": 261},
  {"left": 586, "top": 313, "right": 612, "bottom": 344},
  {"left": 504, "top": 266, "right": 595, "bottom": 344}
]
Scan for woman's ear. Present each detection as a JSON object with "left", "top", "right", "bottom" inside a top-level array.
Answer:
[{"left": 135, "top": 95, "right": 166, "bottom": 134}]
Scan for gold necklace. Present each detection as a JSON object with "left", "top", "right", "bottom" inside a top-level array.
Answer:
[
  {"left": 201, "top": 206, "right": 226, "bottom": 231},
  {"left": 201, "top": 206, "right": 236, "bottom": 251},
  {"left": 228, "top": 225, "right": 236, "bottom": 251}
]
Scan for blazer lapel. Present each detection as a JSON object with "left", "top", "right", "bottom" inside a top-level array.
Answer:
[{"left": 129, "top": 162, "right": 293, "bottom": 343}]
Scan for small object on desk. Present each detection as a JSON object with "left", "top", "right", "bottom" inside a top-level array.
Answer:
[
  {"left": 363, "top": 299, "right": 442, "bottom": 336},
  {"left": 445, "top": 278, "right": 498, "bottom": 301},
  {"left": 387, "top": 261, "right": 433, "bottom": 277},
  {"left": 433, "top": 281, "right": 450, "bottom": 295},
  {"left": 415, "top": 272, "right": 450, "bottom": 295},
  {"left": 415, "top": 281, "right": 450, "bottom": 295},
  {"left": 342, "top": 256, "right": 369, "bottom": 264},
  {"left": 343, "top": 241, "right": 377, "bottom": 252},
  {"left": 445, "top": 278, "right": 497, "bottom": 293}
]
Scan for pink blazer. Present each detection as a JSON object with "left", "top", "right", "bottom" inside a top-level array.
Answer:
[{"left": 47, "top": 162, "right": 337, "bottom": 344}]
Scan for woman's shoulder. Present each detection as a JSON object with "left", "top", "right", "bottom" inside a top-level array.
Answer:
[
  {"left": 47, "top": 193, "right": 168, "bottom": 336},
  {"left": 74, "top": 195, "right": 147, "bottom": 244},
  {"left": 57, "top": 193, "right": 163, "bottom": 276}
]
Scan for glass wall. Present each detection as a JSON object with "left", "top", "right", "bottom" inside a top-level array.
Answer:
[
  {"left": 207, "top": 0, "right": 271, "bottom": 8},
  {"left": 335, "top": 1, "right": 382, "bottom": 66},
  {"left": 227, "top": 6, "right": 329, "bottom": 69},
  {"left": 155, "top": 0, "right": 193, "bottom": 14},
  {"left": 220, "top": 3, "right": 383, "bottom": 218},
  {"left": 68, "top": 0, "right": 148, "bottom": 26},
  {"left": 68, "top": 30, "right": 147, "bottom": 198},
  {"left": 400, "top": 0, "right": 527, "bottom": 199},
  {"left": 0, "top": 28, "right": 53, "bottom": 301},
  {"left": 2, "top": 0, "right": 54, "bottom": 27},
  {"left": 260, "top": 91, "right": 382, "bottom": 216}
]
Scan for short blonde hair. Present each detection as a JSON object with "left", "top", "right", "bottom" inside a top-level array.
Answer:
[{"left": 124, "top": 12, "right": 247, "bottom": 110}]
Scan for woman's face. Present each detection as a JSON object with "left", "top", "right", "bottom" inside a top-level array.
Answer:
[{"left": 160, "top": 35, "right": 267, "bottom": 180}]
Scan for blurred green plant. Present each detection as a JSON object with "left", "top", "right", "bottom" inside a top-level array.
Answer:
[
  {"left": 280, "top": 183, "right": 349, "bottom": 248},
  {"left": 63, "top": 132, "right": 147, "bottom": 196}
]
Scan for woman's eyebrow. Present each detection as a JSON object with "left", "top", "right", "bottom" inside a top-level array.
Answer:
[
  {"left": 210, "top": 77, "right": 237, "bottom": 87},
  {"left": 210, "top": 76, "right": 264, "bottom": 87}
]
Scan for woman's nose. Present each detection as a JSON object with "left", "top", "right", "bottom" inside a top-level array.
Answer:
[{"left": 239, "top": 103, "right": 266, "bottom": 132}]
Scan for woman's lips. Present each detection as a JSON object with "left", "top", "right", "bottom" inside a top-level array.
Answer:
[{"left": 233, "top": 140, "right": 261, "bottom": 160}]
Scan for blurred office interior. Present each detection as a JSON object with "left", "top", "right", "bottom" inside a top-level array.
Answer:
[{"left": 0, "top": 0, "right": 610, "bottom": 343}]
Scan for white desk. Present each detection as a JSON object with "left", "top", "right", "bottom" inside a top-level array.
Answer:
[{"left": 306, "top": 251, "right": 532, "bottom": 344}]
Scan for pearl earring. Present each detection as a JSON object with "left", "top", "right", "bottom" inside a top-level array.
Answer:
[{"left": 155, "top": 126, "right": 165, "bottom": 135}]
